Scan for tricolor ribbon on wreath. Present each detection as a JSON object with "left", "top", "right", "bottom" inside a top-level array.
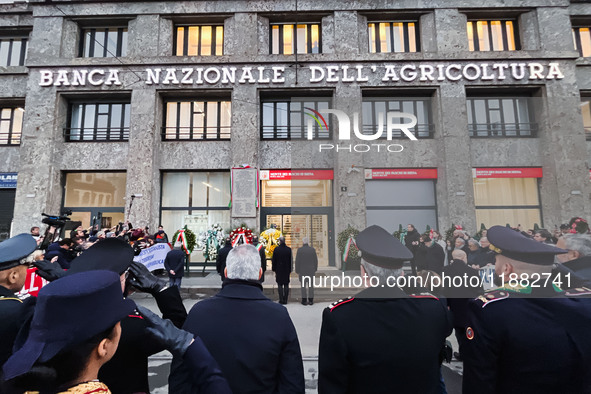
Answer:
[
  {"left": 230, "top": 227, "right": 253, "bottom": 247},
  {"left": 342, "top": 235, "right": 357, "bottom": 263},
  {"left": 174, "top": 230, "right": 191, "bottom": 255}
]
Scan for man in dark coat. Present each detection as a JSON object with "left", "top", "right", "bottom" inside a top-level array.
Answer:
[
  {"left": 319, "top": 225, "right": 452, "bottom": 393},
  {"left": 169, "top": 244, "right": 305, "bottom": 394},
  {"left": 295, "top": 237, "right": 318, "bottom": 305},
  {"left": 45, "top": 238, "right": 75, "bottom": 269},
  {"left": 415, "top": 233, "right": 445, "bottom": 275},
  {"left": 0, "top": 234, "right": 37, "bottom": 379},
  {"left": 216, "top": 238, "right": 233, "bottom": 282},
  {"left": 441, "top": 249, "right": 483, "bottom": 361},
  {"left": 552, "top": 233, "right": 591, "bottom": 288},
  {"left": 463, "top": 226, "right": 591, "bottom": 393},
  {"left": 404, "top": 224, "right": 421, "bottom": 274},
  {"left": 272, "top": 236, "right": 292, "bottom": 304},
  {"left": 471, "top": 237, "right": 496, "bottom": 268},
  {"left": 252, "top": 236, "right": 267, "bottom": 283},
  {"left": 164, "top": 243, "right": 186, "bottom": 287}
]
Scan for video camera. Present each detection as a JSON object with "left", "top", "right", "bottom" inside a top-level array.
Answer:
[{"left": 41, "top": 210, "right": 73, "bottom": 227}]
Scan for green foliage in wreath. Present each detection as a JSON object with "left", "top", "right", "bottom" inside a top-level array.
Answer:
[
  {"left": 393, "top": 224, "right": 404, "bottom": 240},
  {"left": 172, "top": 226, "right": 197, "bottom": 254},
  {"left": 337, "top": 225, "right": 360, "bottom": 267},
  {"left": 474, "top": 223, "right": 487, "bottom": 241},
  {"left": 444, "top": 224, "right": 457, "bottom": 243}
]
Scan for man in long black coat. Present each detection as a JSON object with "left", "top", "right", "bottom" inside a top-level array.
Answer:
[
  {"left": 295, "top": 237, "right": 318, "bottom": 305},
  {"left": 216, "top": 238, "right": 233, "bottom": 282},
  {"left": 272, "top": 236, "right": 292, "bottom": 304},
  {"left": 169, "top": 244, "right": 304, "bottom": 393},
  {"left": 319, "top": 226, "right": 452, "bottom": 393},
  {"left": 415, "top": 233, "right": 446, "bottom": 275},
  {"left": 164, "top": 244, "right": 186, "bottom": 287}
]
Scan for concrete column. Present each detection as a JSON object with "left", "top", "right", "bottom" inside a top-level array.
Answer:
[
  {"left": 536, "top": 7, "right": 573, "bottom": 52},
  {"left": 26, "top": 16, "right": 63, "bottom": 63},
  {"left": 437, "top": 84, "right": 476, "bottom": 232},
  {"left": 434, "top": 9, "right": 468, "bottom": 53},
  {"left": 231, "top": 13, "right": 259, "bottom": 57},
  {"left": 127, "top": 15, "right": 161, "bottom": 57},
  {"left": 125, "top": 88, "right": 157, "bottom": 228},
  {"left": 333, "top": 11, "right": 359, "bottom": 55}
]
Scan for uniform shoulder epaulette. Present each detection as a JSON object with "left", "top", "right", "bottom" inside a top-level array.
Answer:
[
  {"left": 474, "top": 289, "right": 511, "bottom": 308},
  {"left": 329, "top": 296, "right": 354, "bottom": 311},
  {"left": 128, "top": 309, "right": 144, "bottom": 319},
  {"left": 564, "top": 287, "right": 591, "bottom": 297},
  {"left": 0, "top": 295, "right": 23, "bottom": 303},
  {"left": 409, "top": 291, "right": 439, "bottom": 300}
]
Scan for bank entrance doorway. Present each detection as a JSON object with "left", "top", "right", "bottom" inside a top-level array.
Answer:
[{"left": 261, "top": 209, "right": 334, "bottom": 267}]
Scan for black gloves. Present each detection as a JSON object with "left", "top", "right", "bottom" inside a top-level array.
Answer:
[
  {"left": 32, "top": 259, "right": 66, "bottom": 281},
  {"left": 137, "top": 305, "right": 194, "bottom": 357},
  {"left": 128, "top": 262, "right": 167, "bottom": 294}
]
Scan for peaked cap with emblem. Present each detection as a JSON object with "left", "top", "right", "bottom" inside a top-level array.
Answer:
[
  {"left": 0, "top": 233, "right": 37, "bottom": 271},
  {"left": 67, "top": 238, "right": 135, "bottom": 275},
  {"left": 487, "top": 225, "right": 567, "bottom": 265},
  {"left": 356, "top": 225, "right": 413, "bottom": 269}
]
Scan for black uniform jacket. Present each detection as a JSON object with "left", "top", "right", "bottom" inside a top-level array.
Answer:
[
  {"left": 99, "top": 285, "right": 187, "bottom": 393},
  {"left": 318, "top": 286, "right": 452, "bottom": 394},
  {"left": 216, "top": 245, "right": 233, "bottom": 281},
  {"left": 272, "top": 243, "right": 293, "bottom": 284},
  {"left": 295, "top": 244, "right": 318, "bottom": 277},
  {"left": 441, "top": 260, "right": 483, "bottom": 328},
  {"left": 463, "top": 285, "right": 591, "bottom": 394},
  {"left": 0, "top": 286, "right": 36, "bottom": 373},
  {"left": 169, "top": 279, "right": 305, "bottom": 394}
]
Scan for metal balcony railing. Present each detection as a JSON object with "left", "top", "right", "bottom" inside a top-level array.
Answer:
[
  {"left": 468, "top": 123, "right": 537, "bottom": 138},
  {"left": 161, "top": 126, "right": 231, "bottom": 141},
  {"left": 64, "top": 128, "right": 129, "bottom": 142}
]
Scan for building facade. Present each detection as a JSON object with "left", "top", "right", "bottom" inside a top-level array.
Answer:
[{"left": 1, "top": 0, "right": 590, "bottom": 267}]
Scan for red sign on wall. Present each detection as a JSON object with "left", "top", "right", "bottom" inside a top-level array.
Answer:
[
  {"left": 16, "top": 268, "right": 49, "bottom": 298},
  {"left": 473, "top": 168, "right": 543, "bottom": 178},
  {"left": 365, "top": 168, "right": 438, "bottom": 180},
  {"left": 262, "top": 169, "right": 334, "bottom": 180}
]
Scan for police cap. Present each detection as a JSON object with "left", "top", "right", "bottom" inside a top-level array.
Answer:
[
  {"left": 356, "top": 225, "right": 413, "bottom": 269},
  {"left": 487, "top": 225, "right": 567, "bottom": 265},
  {"left": 0, "top": 233, "right": 37, "bottom": 271},
  {"left": 67, "top": 238, "right": 135, "bottom": 275}
]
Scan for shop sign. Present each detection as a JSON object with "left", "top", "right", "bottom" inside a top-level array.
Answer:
[
  {"left": 0, "top": 173, "right": 17, "bottom": 188},
  {"left": 473, "top": 167, "right": 543, "bottom": 178},
  {"left": 37, "top": 61, "right": 564, "bottom": 87},
  {"left": 365, "top": 169, "right": 438, "bottom": 179},
  {"left": 261, "top": 169, "right": 334, "bottom": 180}
]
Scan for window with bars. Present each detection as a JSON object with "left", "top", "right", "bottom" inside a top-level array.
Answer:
[
  {"left": 581, "top": 96, "right": 591, "bottom": 140},
  {"left": 65, "top": 102, "right": 130, "bottom": 141},
  {"left": 79, "top": 27, "right": 128, "bottom": 57},
  {"left": 0, "top": 37, "right": 27, "bottom": 67},
  {"left": 467, "top": 97, "right": 536, "bottom": 137},
  {"left": 467, "top": 20, "right": 519, "bottom": 51},
  {"left": 163, "top": 100, "right": 231, "bottom": 140},
  {"left": 270, "top": 23, "right": 321, "bottom": 55},
  {"left": 361, "top": 97, "right": 433, "bottom": 138},
  {"left": 572, "top": 26, "right": 591, "bottom": 57},
  {"left": 368, "top": 22, "right": 419, "bottom": 53},
  {"left": 261, "top": 99, "right": 331, "bottom": 139},
  {"left": 0, "top": 107, "right": 24, "bottom": 145},
  {"left": 175, "top": 25, "right": 224, "bottom": 56}
]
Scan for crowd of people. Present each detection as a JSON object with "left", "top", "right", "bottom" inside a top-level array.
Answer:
[{"left": 0, "top": 215, "right": 589, "bottom": 393}]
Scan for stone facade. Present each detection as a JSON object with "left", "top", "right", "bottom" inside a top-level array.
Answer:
[{"left": 1, "top": 0, "right": 590, "bottom": 266}]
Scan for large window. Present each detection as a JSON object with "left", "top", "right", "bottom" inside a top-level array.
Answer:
[
  {"left": 467, "top": 96, "right": 535, "bottom": 137},
  {"left": 66, "top": 102, "right": 131, "bottom": 142},
  {"left": 175, "top": 25, "right": 224, "bottom": 56},
  {"left": 160, "top": 172, "right": 231, "bottom": 258},
  {"left": 261, "top": 98, "right": 331, "bottom": 139},
  {"left": 467, "top": 20, "right": 519, "bottom": 51},
  {"left": 362, "top": 97, "right": 433, "bottom": 138},
  {"left": 0, "top": 106, "right": 24, "bottom": 145},
  {"left": 581, "top": 96, "right": 591, "bottom": 140},
  {"left": 63, "top": 172, "right": 126, "bottom": 229},
  {"left": 0, "top": 36, "right": 27, "bottom": 66},
  {"left": 368, "top": 22, "right": 419, "bottom": 53},
  {"left": 365, "top": 179, "right": 437, "bottom": 234},
  {"left": 79, "top": 27, "right": 128, "bottom": 58},
  {"left": 573, "top": 26, "right": 591, "bottom": 57},
  {"left": 473, "top": 177, "right": 541, "bottom": 229},
  {"left": 163, "top": 100, "right": 231, "bottom": 140},
  {"left": 270, "top": 23, "right": 321, "bottom": 54}
]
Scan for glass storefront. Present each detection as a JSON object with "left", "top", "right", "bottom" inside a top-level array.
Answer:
[{"left": 63, "top": 172, "right": 126, "bottom": 229}]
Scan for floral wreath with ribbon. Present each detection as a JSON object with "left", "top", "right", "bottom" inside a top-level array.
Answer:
[
  {"left": 568, "top": 217, "right": 589, "bottom": 234},
  {"left": 259, "top": 225, "right": 283, "bottom": 258},
  {"left": 230, "top": 226, "right": 253, "bottom": 247},
  {"left": 196, "top": 224, "right": 225, "bottom": 261},
  {"left": 173, "top": 227, "right": 196, "bottom": 256}
]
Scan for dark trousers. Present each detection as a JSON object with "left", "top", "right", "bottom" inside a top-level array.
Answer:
[
  {"left": 299, "top": 275, "right": 314, "bottom": 300},
  {"left": 454, "top": 326, "right": 468, "bottom": 358},
  {"left": 278, "top": 284, "right": 290, "bottom": 303}
]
